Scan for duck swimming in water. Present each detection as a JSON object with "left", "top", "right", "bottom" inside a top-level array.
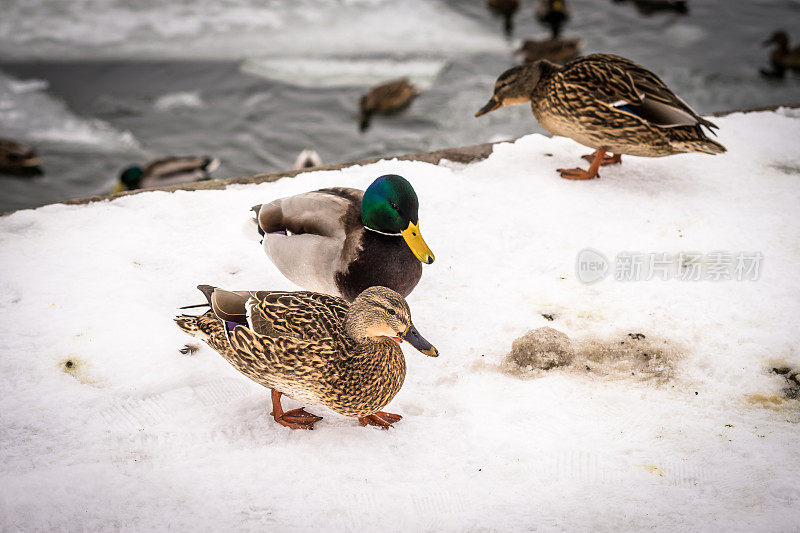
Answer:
[
  {"left": 0, "top": 138, "right": 42, "bottom": 177},
  {"left": 535, "top": 0, "right": 570, "bottom": 39},
  {"left": 358, "top": 78, "right": 420, "bottom": 132},
  {"left": 761, "top": 31, "right": 800, "bottom": 78},
  {"left": 113, "top": 155, "right": 220, "bottom": 192},
  {"left": 291, "top": 148, "right": 323, "bottom": 171}
]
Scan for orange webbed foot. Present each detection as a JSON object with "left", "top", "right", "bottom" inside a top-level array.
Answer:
[
  {"left": 269, "top": 389, "right": 321, "bottom": 430},
  {"left": 581, "top": 152, "right": 621, "bottom": 166},
  {"left": 358, "top": 411, "right": 403, "bottom": 429},
  {"left": 272, "top": 407, "right": 322, "bottom": 430},
  {"left": 557, "top": 167, "right": 599, "bottom": 180},
  {"left": 560, "top": 148, "right": 611, "bottom": 179}
]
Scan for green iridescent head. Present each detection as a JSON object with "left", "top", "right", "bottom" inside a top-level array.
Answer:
[
  {"left": 361, "top": 174, "right": 434, "bottom": 264},
  {"left": 119, "top": 166, "right": 144, "bottom": 189}
]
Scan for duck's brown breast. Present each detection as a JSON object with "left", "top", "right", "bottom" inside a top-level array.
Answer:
[{"left": 322, "top": 340, "right": 407, "bottom": 417}]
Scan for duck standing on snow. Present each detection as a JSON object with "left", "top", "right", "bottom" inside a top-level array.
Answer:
[
  {"left": 252, "top": 174, "right": 434, "bottom": 302},
  {"left": 112, "top": 155, "right": 220, "bottom": 192},
  {"left": 175, "top": 285, "right": 438, "bottom": 429},
  {"left": 359, "top": 78, "right": 420, "bottom": 132},
  {"left": 475, "top": 54, "right": 726, "bottom": 180},
  {"left": 487, "top": 0, "right": 520, "bottom": 37},
  {"left": 0, "top": 138, "right": 43, "bottom": 177},
  {"left": 516, "top": 38, "right": 582, "bottom": 64},
  {"left": 535, "top": 0, "right": 569, "bottom": 39},
  {"left": 292, "top": 148, "right": 323, "bottom": 171},
  {"left": 761, "top": 31, "right": 800, "bottom": 78}
]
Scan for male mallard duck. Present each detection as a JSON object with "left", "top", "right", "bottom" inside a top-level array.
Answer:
[
  {"left": 535, "top": 0, "right": 569, "bottom": 39},
  {"left": 487, "top": 0, "right": 520, "bottom": 37},
  {"left": 761, "top": 31, "right": 800, "bottom": 78},
  {"left": 175, "top": 285, "right": 438, "bottom": 429},
  {"left": 359, "top": 78, "right": 420, "bottom": 132},
  {"left": 0, "top": 138, "right": 42, "bottom": 177},
  {"left": 113, "top": 155, "right": 220, "bottom": 193},
  {"left": 292, "top": 148, "right": 323, "bottom": 171},
  {"left": 516, "top": 38, "right": 582, "bottom": 64},
  {"left": 252, "top": 174, "right": 434, "bottom": 302},
  {"left": 475, "top": 54, "right": 726, "bottom": 180}
]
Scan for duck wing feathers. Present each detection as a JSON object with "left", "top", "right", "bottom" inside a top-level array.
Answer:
[
  {"left": 140, "top": 155, "right": 219, "bottom": 187},
  {"left": 245, "top": 291, "right": 350, "bottom": 343},
  {"left": 255, "top": 188, "right": 364, "bottom": 295},
  {"left": 559, "top": 54, "right": 717, "bottom": 131},
  {"left": 229, "top": 292, "right": 353, "bottom": 398}
]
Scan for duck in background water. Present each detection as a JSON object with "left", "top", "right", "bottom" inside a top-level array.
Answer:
[
  {"left": 761, "top": 31, "right": 800, "bottom": 78},
  {"left": 476, "top": 54, "right": 725, "bottom": 180},
  {"left": 292, "top": 149, "right": 323, "bottom": 171},
  {"left": 0, "top": 138, "right": 43, "bottom": 177},
  {"left": 252, "top": 174, "right": 434, "bottom": 303},
  {"left": 486, "top": 0, "right": 520, "bottom": 38},
  {"left": 113, "top": 155, "right": 220, "bottom": 192},
  {"left": 612, "top": 0, "right": 688, "bottom": 16},
  {"left": 516, "top": 38, "right": 582, "bottom": 64},
  {"left": 535, "top": 0, "right": 569, "bottom": 39},
  {"left": 358, "top": 78, "right": 420, "bottom": 132}
]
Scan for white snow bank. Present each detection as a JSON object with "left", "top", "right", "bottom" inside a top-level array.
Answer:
[{"left": 1, "top": 110, "right": 799, "bottom": 530}]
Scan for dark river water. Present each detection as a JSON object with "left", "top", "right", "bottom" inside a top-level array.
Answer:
[{"left": 1, "top": 0, "right": 798, "bottom": 212}]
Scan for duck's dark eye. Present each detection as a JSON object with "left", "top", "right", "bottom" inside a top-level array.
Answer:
[
  {"left": 389, "top": 202, "right": 399, "bottom": 210},
  {"left": 387, "top": 308, "right": 396, "bottom": 315}
]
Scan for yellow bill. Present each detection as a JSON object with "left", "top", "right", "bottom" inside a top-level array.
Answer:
[
  {"left": 401, "top": 221, "right": 434, "bottom": 264},
  {"left": 111, "top": 182, "right": 126, "bottom": 194}
]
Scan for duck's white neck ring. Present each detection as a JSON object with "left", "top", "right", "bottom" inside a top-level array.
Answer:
[{"left": 364, "top": 226, "right": 402, "bottom": 237}]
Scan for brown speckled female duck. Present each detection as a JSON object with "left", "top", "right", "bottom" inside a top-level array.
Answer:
[
  {"left": 762, "top": 31, "right": 800, "bottom": 78},
  {"left": 176, "top": 285, "right": 438, "bottom": 429},
  {"left": 487, "top": 0, "right": 520, "bottom": 37},
  {"left": 535, "top": 0, "right": 569, "bottom": 39},
  {"left": 0, "top": 138, "right": 42, "bottom": 176},
  {"left": 476, "top": 54, "right": 726, "bottom": 180},
  {"left": 359, "top": 78, "right": 420, "bottom": 132},
  {"left": 516, "top": 38, "right": 582, "bottom": 64}
]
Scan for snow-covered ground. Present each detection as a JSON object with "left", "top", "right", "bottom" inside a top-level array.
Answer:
[{"left": 1, "top": 110, "right": 799, "bottom": 530}]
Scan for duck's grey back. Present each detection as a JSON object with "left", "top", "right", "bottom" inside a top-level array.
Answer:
[{"left": 255, "top": 188, "right": 363, "bottom": 297}]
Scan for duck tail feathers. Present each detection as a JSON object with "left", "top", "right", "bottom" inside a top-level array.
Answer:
[
  {"left": 197, "top": 285, "right": 218, "bottom": 307},
  {"left": 202, "top": 157, "right": 221, "bottom": 173},
  {"left": 250, "top": 205, "right": 265, "bottom": 238},
  {"left": 675, "top": 137, "right": 727, "bottom": 155},
  {"left": 174, "top": 314, "right": 201, "bottom": 336}
]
